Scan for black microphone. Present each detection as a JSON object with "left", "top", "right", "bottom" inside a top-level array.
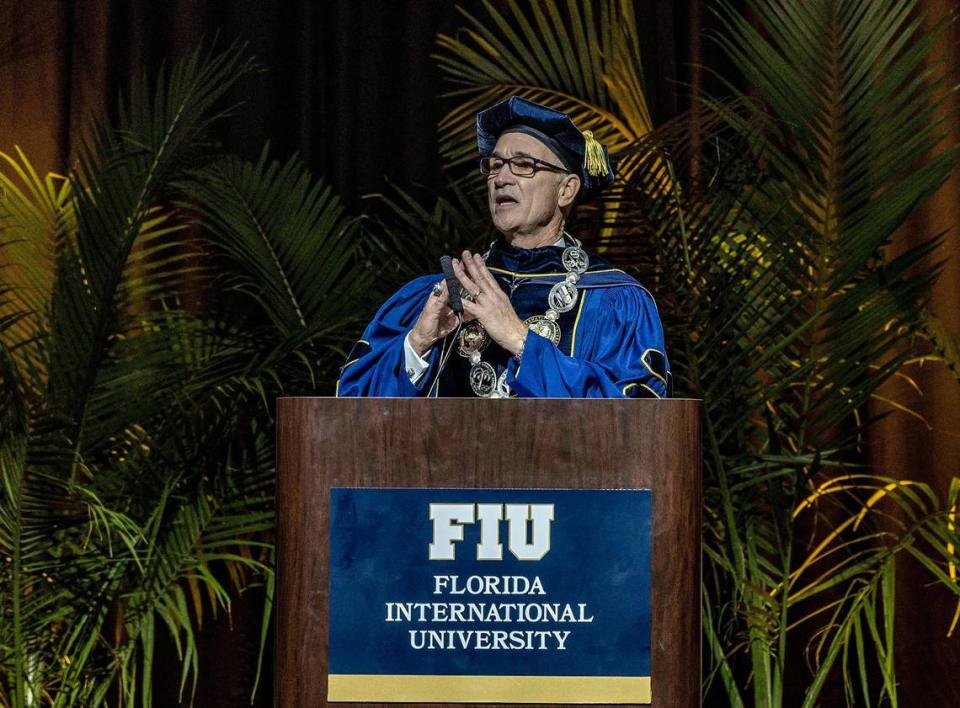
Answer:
[{"left": 440, "top": 255, "right": 463, "bottom": 315}]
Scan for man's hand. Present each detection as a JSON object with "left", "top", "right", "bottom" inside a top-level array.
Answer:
[
  {"left": 408, "top": 280, "right": 462, "bottom": 356},
  {"left": 453, "top": 251, "right": 528, "bottom": 356}
]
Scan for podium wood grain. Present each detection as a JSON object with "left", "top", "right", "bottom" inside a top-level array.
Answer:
[{"left": 276, "top": 398, "right": 701, "bottom": 707}]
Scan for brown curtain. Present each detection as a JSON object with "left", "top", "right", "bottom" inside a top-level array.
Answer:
[
  {"left": 1, "top": 0, "right": 956, "bottom": 704},
  {"left": 864, "top": 1, "right": 960, "bottom": 703},
  {"left": 0, "top": 0, "right": 468, "bottom": 209}
]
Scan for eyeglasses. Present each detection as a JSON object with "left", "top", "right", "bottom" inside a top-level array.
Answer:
[{"left": 479, "top": 155, "right": 568, "bottom": 177}]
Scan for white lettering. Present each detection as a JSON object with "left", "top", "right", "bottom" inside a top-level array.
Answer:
[
  {"left": 476, "top": 503, "right": 504, "bottom": 560},
  {"left": 408, "top": 628, "right": 576, "bottom": 650},
  {"left": 428, "top": 503, "right": 554, "bottom": 560},
  {"left": 429, "top": 504, "right": 475, "bottom": 560},
  {"left": 505, "top": 504, "right": 554, "bottom": 560}
]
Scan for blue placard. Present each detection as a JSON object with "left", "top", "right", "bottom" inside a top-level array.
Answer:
[{"left": 327, "top": 488, "right": 652, "bottom": 704}]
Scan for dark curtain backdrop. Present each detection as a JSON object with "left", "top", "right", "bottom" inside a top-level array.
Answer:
[
  {"left": 1, "top": 1, "right": 957, "bottom": 706},
  {"left": 0, "top": 0, "right": 717, "bottom": 209}
]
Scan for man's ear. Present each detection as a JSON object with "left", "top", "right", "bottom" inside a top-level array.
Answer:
[{"left": 558, "top": 173, "right": 582, "bottom": 208}]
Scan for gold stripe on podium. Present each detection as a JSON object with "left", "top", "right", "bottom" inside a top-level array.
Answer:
[{"left": 327, "top": 674, "right": 651, "bottom": 703}]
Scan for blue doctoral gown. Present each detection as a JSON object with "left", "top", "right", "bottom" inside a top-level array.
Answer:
[{"left": 336, "top": 237, "right": 671, "bottom": 398}]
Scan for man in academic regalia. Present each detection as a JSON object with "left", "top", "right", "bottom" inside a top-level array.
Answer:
[{"left": 336, "top": 96, "right": 671, "bottom": 398}]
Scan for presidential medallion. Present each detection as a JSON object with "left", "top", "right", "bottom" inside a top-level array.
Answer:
[
  {"left": 469, "top": 361, "right": 498, "bottom": 397},
  {"left": 548, "top": 280, "right": 579, "bottom": 313},
  {"left": 457, "top": 321, "right": 490, "bottom": 357},
  {"left": 524, "top": 315, "right": 561, "bottom": 345},
  {"left": 562, "top": 246, "right": 589, "bottom": 273}
]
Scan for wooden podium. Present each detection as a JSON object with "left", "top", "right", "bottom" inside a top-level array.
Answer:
[{"left": 276, "top": 398, "right": 701, "bottom": 707}]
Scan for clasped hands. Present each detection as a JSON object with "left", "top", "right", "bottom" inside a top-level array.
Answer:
[{"left": 409, "top": 250, "right": 528, "bottom": 357}]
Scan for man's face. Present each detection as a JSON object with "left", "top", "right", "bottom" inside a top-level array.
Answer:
[{"left": 486, "top": 132, "right": 575, "bottom": 239}]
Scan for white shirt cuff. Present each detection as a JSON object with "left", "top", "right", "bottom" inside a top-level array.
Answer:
[{"left": 403, "top": 331, "right": 431, "bottom": 385}]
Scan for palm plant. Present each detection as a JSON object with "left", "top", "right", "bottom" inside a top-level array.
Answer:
[
  {"left": 431, "top": 0, "right": 960, "bottom": 705},
  {"left": 434, "top": 0, "right": 653, "bottom": 166},
  {"left": 360, "top": 180, "right": 491, "bottom": 284},
  {"left": 0, "top": 43, "right": 372, "bottom": 706}
]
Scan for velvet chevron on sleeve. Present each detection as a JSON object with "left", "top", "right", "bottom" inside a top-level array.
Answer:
[
  {"left": 335, "top": 275, "right": 440, "bottom": 397},
  {"left": 506, "top": 285, "right": 670, "bottom": 398}
]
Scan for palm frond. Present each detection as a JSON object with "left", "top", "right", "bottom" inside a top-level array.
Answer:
[
  {"left": 710, "top": 0, "right": 956, "bottom": 283},
  {"left": 434, "top": 0, "right": 651, "bottom": 166},
  {"left": 361, "top": 178, "right": 491, "bottom": 290},
  {"left": 0, "top": 149, "right": 73, "bottom": 386},
  {"left": 178, "top": 148, "right": 373, "bottom": 349},
  {"left": 47, "top": 40, "right": 256, "bottom": 441},
  {"left": 919, "top": 308, "right": 960, "bottom": 383}
]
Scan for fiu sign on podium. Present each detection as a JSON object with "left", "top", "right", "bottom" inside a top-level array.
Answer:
[
  {"left": 328, "top": 488, "right": 651, "bottom": 702},
  {"left": 277, "top": 398, "right": 701, "bottom": 707}
]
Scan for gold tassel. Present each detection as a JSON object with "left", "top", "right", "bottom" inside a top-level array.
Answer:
[{"left": 582, "top": 130, "right": 609, "bottom": 177}]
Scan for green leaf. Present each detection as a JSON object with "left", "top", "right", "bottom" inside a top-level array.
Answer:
[{"left": 434, "top": 0, "right": 651, "bottom": 166}]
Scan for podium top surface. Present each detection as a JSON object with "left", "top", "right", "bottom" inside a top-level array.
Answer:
[
  {"left": 277, "top": 397, "right": 701, "bottom": 491},
  {"left": 279, "top": 396, "right": 702, "bottom": 401}
]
